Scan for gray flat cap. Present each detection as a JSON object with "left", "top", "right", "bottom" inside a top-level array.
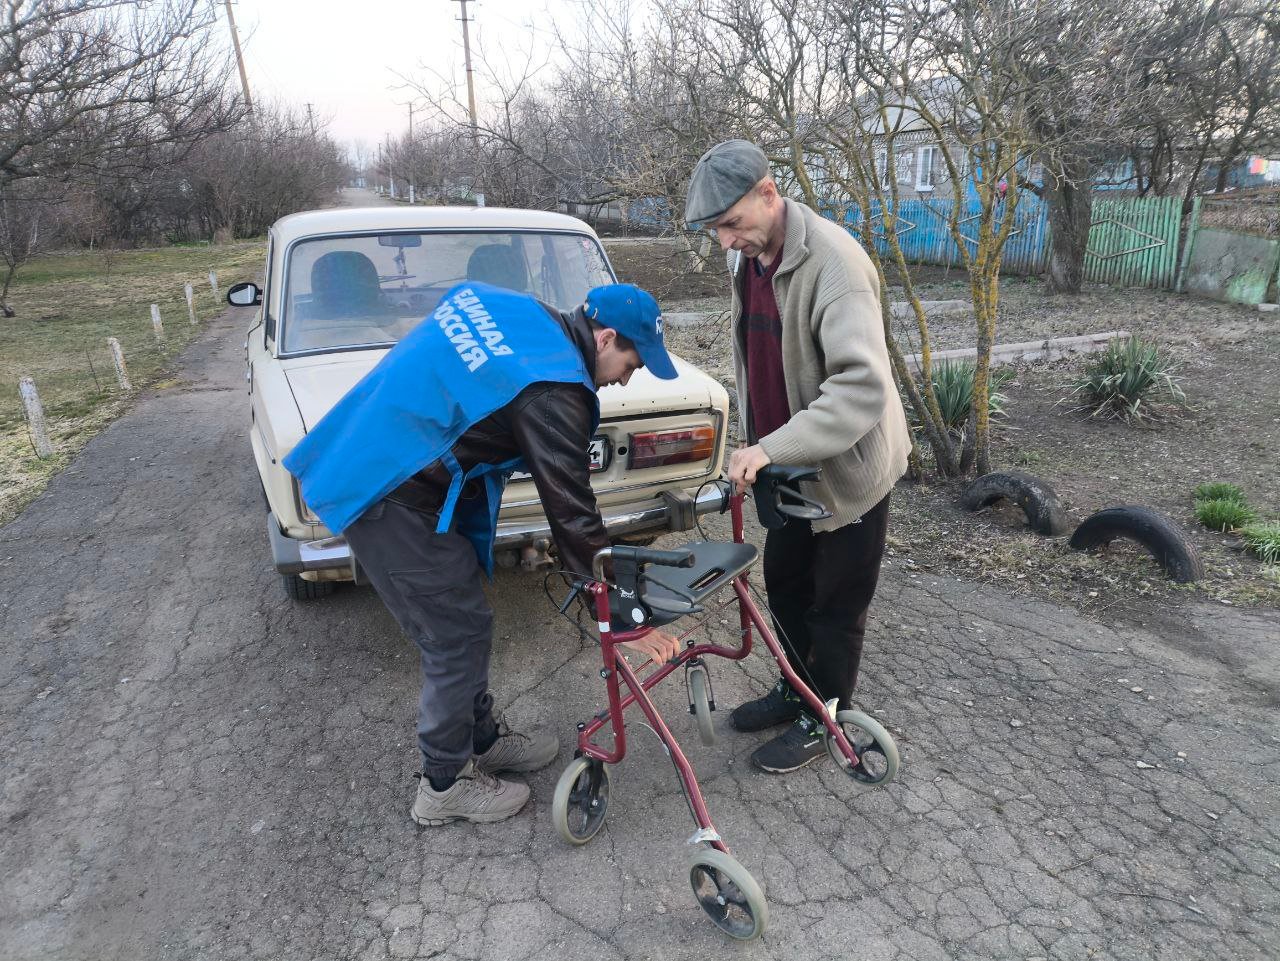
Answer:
[{"left": 684, "top": 140, "right": 769, "bottom": 225}]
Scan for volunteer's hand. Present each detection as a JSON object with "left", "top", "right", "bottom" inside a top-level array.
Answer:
[
  {"left": 620, "top": 630, "right": 682, "bottom": 665},
  {"left": 728, "top": 444, "right": 772, "bottom": 494}
]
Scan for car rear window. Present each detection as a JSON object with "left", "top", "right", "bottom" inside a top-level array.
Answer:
[{"left": 281, "top": 231, "right": 614, "bottom": 353}]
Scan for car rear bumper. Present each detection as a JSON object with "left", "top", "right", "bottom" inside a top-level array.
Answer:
[{"left": 268, "top": 483, "right": 728, "bottom": 577}]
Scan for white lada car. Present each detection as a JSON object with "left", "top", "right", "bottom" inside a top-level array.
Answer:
[{"left": 226, "top": 206, "right": 730, "bottom": 599}]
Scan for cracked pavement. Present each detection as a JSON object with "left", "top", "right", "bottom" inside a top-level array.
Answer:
[{"left": 2, "top": 304, "right": 1278, "bottom": 960}]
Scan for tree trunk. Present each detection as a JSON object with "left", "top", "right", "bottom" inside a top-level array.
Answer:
[
  {"left": 1043, "top": 161, "right": 1094, "bottom": 294},
  {"left": 1, "top": 262, "right": 18, "bottom": 317}
]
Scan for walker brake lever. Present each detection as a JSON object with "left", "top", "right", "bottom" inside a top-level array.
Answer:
[{"left": 558, "top": 581, "right": 584, "bottom": 615}]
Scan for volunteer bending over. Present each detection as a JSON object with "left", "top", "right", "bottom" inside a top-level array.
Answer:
[{"left": 285, "top": 282, "right": 682, "bottom": 826}]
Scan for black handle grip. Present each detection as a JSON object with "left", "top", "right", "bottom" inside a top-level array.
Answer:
[
  {"left": 752, "top": 464, "right": 831, "bottom": 530},
  {"left": 612, "top": 545, "right": 696, "bottom": 568}
]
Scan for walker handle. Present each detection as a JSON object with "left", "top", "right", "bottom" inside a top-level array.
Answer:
[
  {"left": 619, "top": 546, "right": 697, "bottom": 569},
  {"left": 592, "top": 545, "right": 695, "bottom": 581}
]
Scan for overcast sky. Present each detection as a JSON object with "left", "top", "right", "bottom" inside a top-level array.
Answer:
[{"left": 229, "top": 0, "right": 574, "bottom": 150}]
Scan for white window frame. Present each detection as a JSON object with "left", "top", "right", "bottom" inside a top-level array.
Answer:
[
  {"left": 916, "top": 145, "right": 940, "bottom": 191},
  {"left": 896, "top": 150, "right": 914, "bottom": 185}
]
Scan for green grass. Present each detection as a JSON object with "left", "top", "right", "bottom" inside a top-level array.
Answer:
[
  {"left": 1240, "top": 522, "right": 1280, "bottom": 565},
  {"left": 1, "top": 241, "right": 266, "bottom": 524},
  {"left": 1070, "top": 336, "right": 1185, "bottom": 422},
  {"left": 1, "top": 243, "right": 264, "bottom": 426},
  {"left": 1193, "top": 481, "right": 1246, "bottom": 502},
  {"left": 1194, "top": 496, "right": 1256, "bottom": 532}
]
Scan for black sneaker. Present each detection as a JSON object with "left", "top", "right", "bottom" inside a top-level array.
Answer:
[
  {"left": 750, "top": 714, "right": 826, "bottom": 774},
  {"left": 729, "top": 677, "right": 803, "bottom": 732}
]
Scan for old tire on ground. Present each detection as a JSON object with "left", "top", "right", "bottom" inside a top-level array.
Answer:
[
  {"left": 959, "top": 471, "right": 1070, "bottom": 536},
  {"left": 1068, "top": 506, "right": 1204, "bottom": 583},
  {"left": 283, "top": 573, "right": 337, "bottom": 600}
]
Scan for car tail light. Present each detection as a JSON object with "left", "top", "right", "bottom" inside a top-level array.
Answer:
[{"left": 628, "top": 426, "right": 716, "bottom": 469}]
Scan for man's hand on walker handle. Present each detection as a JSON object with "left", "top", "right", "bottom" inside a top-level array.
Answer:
[
  {"left": 620, "top": 630, "right": 682, "bottom": 665},
  {"left": 728, "top": 443, "right": 772, "bottom": 494}
]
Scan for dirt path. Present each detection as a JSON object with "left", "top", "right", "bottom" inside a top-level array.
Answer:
[
  {"left": 336, "top": 186, "right": 397, "bottom": 207},
  {"left": 1, "top": 299, "right": 1277, "bottom": 960}
]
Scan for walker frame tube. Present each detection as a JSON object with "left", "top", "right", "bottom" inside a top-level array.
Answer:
[{"left": 574, "top": 492, "right": 862, "bottom": 849}]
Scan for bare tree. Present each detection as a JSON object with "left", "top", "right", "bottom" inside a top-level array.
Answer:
[
  {"left": 1, "top": 1, "right": 243, "bottom": 192},
  {"left": 0, "top": 180, "right": 57, "bottom": 316},
  {"left": 1125, "top": 0, "right": 1280, "bottom": 206},
  {"left": 180, "top": 103, "right": 348, "bottom": 240}
]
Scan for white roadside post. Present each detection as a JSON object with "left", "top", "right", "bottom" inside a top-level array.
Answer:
[
  {"left": 19, "top": 377, "right": 54, "bottom": 458},
  {"left": 184, "top": 283, "right": 197, "bottom": 324},
  {"left": 107, "top": 337, "right": 131, "bottom": 391},
  {"left": 208, "top": 270, "right": 218, "bottom": 297},
  {"left": 150, "top": 303, "right": 165, "bottom": 345}
]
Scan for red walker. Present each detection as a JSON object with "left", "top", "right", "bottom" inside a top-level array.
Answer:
[{"left": 549, "top": 466, "right": 901, "bottom": 940}]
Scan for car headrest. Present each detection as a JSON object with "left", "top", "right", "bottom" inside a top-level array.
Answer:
[
  {"left": 466, "top": 244, "right": 529, "bottom": 292},
  {"left": 311, "top": 251, "right": 382, "bottom": 314}
]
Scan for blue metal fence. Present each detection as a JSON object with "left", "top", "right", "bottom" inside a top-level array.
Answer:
[{"left": 819, "top": 195, "right": 1050, "bottom": 275}]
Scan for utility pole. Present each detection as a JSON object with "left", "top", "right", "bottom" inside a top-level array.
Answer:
[
  {"left": 452, "top": 0, "right": 483, "bottom": 206},
  {"left": 305, "top": 103, "right": 316, "bottom": 137},
  {"left": 385, "top": 132, "right": 395, "bottom": 199},
  {"left": 223, "top": 0, "right": 254, "bottom": 118},
  {"left": 407, "top": 104, "right": 416, "bottom": 204}
]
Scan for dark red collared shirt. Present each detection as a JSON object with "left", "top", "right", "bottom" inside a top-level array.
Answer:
[{"left": 741, "top": 248, "right": 789, "bottom": 441}]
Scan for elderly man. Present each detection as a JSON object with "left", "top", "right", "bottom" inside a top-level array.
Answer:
[
  {"left": 285, "top": 282, "right": 682, "bottom": 825},
  {"left": 686, "top": 140, "right": 911, "bottom": 774}
]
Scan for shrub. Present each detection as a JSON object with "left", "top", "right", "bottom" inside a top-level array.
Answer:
[
  {"left": 918, "top": 359, "right": 1015, "bottom": 433},
  {"left": 1241, "top": 522, "right": 1280, "bottom": 565},
  {"left": 1194, "top": 481, "right": 1246, "bottom": 503},
  {"left": 1070, "top": 336, "right": 1185, "bottom": 422},
  {"left": 1194, "top": 497, "right": 1255, "bottom": 532}
]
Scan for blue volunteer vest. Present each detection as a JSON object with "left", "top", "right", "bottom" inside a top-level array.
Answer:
[{"left": 282, "top": 282, "right": 598, "bottom": 575}]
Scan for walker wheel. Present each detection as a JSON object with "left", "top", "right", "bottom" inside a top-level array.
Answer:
[
  {"left": 824, "top": 709, "right": 900, "bottom": 789},
  {"left": 687, "top": 847, "right": 768, "bottom": 940},
  {"left": 551, "top": 755, "right": 611, "bottom": 845},
  {"left": 687, "top": 663, "right": 716, "bottom": 746}
]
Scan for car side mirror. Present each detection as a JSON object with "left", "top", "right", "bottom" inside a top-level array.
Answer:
[{"left": 227, "top": 282, "right": 262, "bottom": 307}]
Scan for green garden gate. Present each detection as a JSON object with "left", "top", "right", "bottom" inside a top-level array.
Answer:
[{"left": 1083, "top": 196, "right": 1183, "bottom": 289}]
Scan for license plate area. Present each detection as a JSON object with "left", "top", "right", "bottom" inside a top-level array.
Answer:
[
  {"left": 512, "top": 434, "right": 610, "bottom": 481},
  {"left": 587, "top": 436, "right": 610, "bottom": 472}
]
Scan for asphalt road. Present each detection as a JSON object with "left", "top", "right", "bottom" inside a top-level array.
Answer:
[{"left": 2, "top": 299, "right": 1278, "bottom": 960}]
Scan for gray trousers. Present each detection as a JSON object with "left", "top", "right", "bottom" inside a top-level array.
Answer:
[{"left": 344, "top": 498, "right": 497, "bottom": 781}]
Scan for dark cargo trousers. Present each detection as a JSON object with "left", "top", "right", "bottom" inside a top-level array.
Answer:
[
  {"left": 762, "top": 491, "right": 892, "bottom": 711},
  {"left": 343, "top": 498, "right": 498, "bottom": 781}
]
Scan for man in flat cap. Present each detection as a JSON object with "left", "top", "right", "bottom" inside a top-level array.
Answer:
[{"left": 686, "top": 139, "right": 910, "bottom": 773}]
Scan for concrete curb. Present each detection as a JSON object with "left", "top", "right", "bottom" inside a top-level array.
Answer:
[{"left": 905, "top": 330, "right": 1130, "bottom": 369}]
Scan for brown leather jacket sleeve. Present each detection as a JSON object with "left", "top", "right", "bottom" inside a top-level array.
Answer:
[{"left": 506, "top": 381, "right": 610, "bottom": 580}]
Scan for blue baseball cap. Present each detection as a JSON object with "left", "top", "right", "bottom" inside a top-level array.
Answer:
[{"left": 583, "top": 284, "right": 678, "bottom": 380}]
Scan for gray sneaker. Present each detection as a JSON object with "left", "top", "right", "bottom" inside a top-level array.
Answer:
[
  {"left": 474, "top": 713, "right": 559, "bottom": 774},
  {"left": 411, "top": 758, "right": 530, "bottom": 826}
]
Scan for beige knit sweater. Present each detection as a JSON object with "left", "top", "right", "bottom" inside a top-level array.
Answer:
[{"left": 730, "top": 198, "right": 911, "bottom": 530}]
